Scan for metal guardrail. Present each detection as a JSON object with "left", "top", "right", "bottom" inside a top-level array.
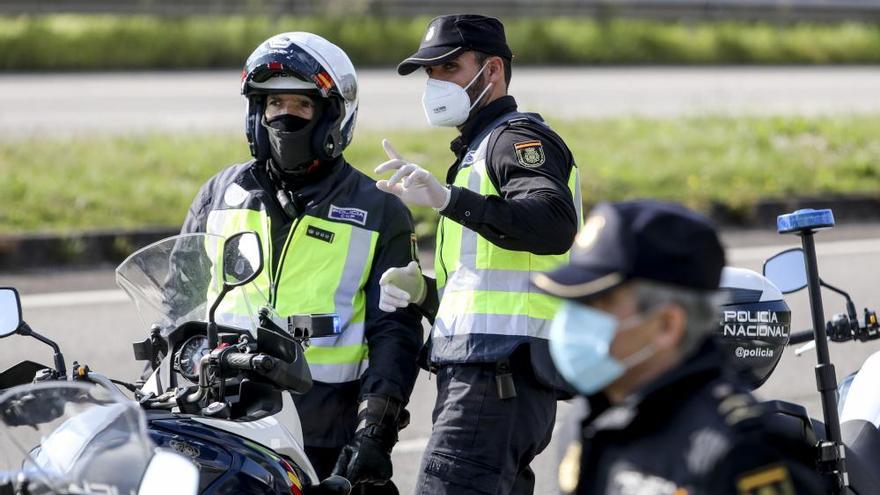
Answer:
[{"left": 1, "top": 0, "right": 880, "bottom": 21}]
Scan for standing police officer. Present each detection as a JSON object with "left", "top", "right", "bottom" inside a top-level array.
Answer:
[
  {"left": 532, "top": 200, "right": 828, "bottom": 495},
  {"left": 374, "top": 15, "right": 582, "bottom": 495},
  {"left": 179, "top": 32, "right": 422, "bottom": 491}
]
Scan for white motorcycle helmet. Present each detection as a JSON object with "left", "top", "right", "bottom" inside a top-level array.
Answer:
[
  {"left": 241, "top": 32, "right": 358, "bottom": 163},
  {"left": 717, "top": 267, "right": 792, "bottom": 389}
]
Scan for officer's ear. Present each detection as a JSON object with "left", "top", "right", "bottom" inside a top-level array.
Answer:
[
  {"left": 485, "top": 56, "right": 505, "bottom": 86},
  {"left": 652, "top": 304, "right": 687, "bottom": 352}
]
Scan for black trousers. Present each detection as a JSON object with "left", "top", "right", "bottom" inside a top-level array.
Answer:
[
  {"left": 305, "top": 446, "right": 400, "bottom": 495},
  {"left": 415, "top": 364, "right": 557, "bottom": 495}
]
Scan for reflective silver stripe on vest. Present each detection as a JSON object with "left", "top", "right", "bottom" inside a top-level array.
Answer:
[
  {"left": 433, "top": 313, "right": 551, "bottom": 339},
  {"left": 572, "top": 168, "right": 583, "bottom": 221},
  {"left": 457, "top": 142, "right": 488, "bottom": 270},
  {"left": 441, "top": 266, "right": 533, "bottom": 294},
  {"left": 309, "top": 359, "right": 370, "bottom": 384},
  {"left": 330, "top": 226, "right": 374, "bottom": 333},
  {"left": 305, "top": 226, "right": 373, "bottom": 383},
  {"left": 433, "top": 115, "right": 576, "bottom": 348},
  {"left": 310, "top": 322, "right": 366, "bottom": 347}
]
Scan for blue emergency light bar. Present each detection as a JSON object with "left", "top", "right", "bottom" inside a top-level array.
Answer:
[{"left": 777, "top": 209, "right": 835, "bottom": 234}]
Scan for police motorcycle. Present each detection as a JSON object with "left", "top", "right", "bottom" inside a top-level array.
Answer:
[
  {"left": 721, "top": 208, "right": 880, "bottom": 494},
  {"left": 0, "top": 231, "right": 351, "bottom": 495},
  {"left": 0, "top": 381, "right": 199, "bottom": 495},
  {"left": 0, "top": 298, "right": 199, "bottom": 494}
]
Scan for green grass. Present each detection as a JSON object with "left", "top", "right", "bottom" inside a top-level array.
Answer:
[
  {"left": 1, "top": 15, "right": 880, "bottom": 70},
  {"left": 2, "top": 115, "right": 880, "bottom": 236}
]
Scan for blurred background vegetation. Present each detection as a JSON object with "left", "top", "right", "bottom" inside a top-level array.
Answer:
[
  {"left": 2, "top": 1, "right": 879, "bottom": 235},
  {"left": 3, "top": 115, "right": 879, "bottom": 235},
  {"left": 1, "top": 15, "right": 880, "bottom": 70}
]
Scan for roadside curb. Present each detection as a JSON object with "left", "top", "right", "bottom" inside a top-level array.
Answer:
[
  {"left": 707, "top": 195, "right": 880, "bottom": 230},
  {"left": 0, "top": 227, "right": 178, "bottom": 272},
  {"left": 2, "top": 196, "right": 878, "bottom": 272}
]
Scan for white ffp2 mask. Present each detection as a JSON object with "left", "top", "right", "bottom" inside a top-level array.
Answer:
[{"left": 421, "top": 64, "right": 493, "bottom": 127}]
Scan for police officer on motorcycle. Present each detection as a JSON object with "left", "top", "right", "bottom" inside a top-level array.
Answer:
[
  {"left": 373, "top": 14, "right": 582, "bottom": 495},
  {"left": 533, "top": 200, "right": 828, "bottom": 495},
  {"left": 178, "top": 32, "right": 422, "bottom": 491}
]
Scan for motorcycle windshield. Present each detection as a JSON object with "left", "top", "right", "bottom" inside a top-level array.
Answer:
[
  {"left": 115, "top": 233, "right": 269, "bottom": 333},
  {"left": 0, "top": 382, "right": 153, "bottom": 494}
]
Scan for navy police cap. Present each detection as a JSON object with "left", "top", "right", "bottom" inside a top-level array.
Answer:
[
  {"left": 397, "top": 14, "right": 513, "bottom": 76},
  {"left": 532, "top": 200, "right": 726, "bottom": 300}
]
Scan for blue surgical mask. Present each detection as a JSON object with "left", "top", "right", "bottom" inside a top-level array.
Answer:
[{"left": 549, "top": 301, "right": 656, "bottom": 395}]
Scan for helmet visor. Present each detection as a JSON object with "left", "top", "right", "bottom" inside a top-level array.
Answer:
[
  {"left": 242, "top": 44, "right": 337, "bottom": 97},
  {"left": 248, "top": 73, "right": 317, "bottom": 92}
]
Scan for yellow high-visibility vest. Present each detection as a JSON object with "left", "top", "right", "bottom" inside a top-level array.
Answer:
[
  {"left": 207, "top": 203, "right": 377, "bottom": 383},
  {"left": 432, "top": 113, "right": 583, "bottom": 364}
]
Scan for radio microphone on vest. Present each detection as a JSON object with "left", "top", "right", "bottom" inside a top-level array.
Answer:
[{"left": 276, "top": 189, "right": 302, "bottom": 220}]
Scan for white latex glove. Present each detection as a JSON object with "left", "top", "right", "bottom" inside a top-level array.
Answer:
[
  {"left": 375, "top": 139, "right": 451, "bottom": 210},
  {"left": 378, "top": 261, "right": 427, "bottom": 312}
]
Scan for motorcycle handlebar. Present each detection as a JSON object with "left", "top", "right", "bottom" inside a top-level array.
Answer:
[
  {"left": 222, "top": 352, "right": 253, "bottom": 371},
  {"left": 220, "top": 352, "right": 274, "bottom": 372},
  {"left": 220, "top": 350, "right": 309, "bottom": 393},
  {"left": 788, "top": 330, "right": 815, "bottom": 345}
]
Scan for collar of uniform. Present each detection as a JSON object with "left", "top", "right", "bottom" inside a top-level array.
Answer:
[
  {"left": 297, "top": 158, "right": 352, "bottom": 209},
  {"left": 589, "top": 339, "right": 725, "bottom": 433},
  {"left": 268, "top": 156, "right": 345, "bottom": 190},
  {"left": 266, "top": 157, "right": 352, "bottom": 209},
  {"left": 455, "top": 94, "right": 518, "bottom": 150}
]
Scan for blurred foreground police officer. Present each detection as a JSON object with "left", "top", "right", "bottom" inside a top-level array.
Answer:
[
  {"left": 533, "top": 200, "right": 828, "bottom": 495},
  {"left": 179, "top": 32, "right": 422, "bottom": 492},
  {"left": 373, "top": 14, "right": 582, "bottom": 495}
]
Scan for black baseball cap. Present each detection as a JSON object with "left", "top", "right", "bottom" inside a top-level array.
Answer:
[
  {"left": 397, "top": 14, "right": 513, "bottom": 76},
  {"left": 532, "top": 200, "right": 726, "bottom": 300}
]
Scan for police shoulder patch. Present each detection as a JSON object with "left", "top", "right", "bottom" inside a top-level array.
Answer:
[
  {"left": 736, "top": 464, "right": 795, "bottom": 495},
  {"left": 513, "top": 139, "right": 545, "bottom": 168}
]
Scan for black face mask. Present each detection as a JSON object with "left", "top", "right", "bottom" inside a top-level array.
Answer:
[{"left": 262, "top": 113, "right": 319, "bottom": 176}]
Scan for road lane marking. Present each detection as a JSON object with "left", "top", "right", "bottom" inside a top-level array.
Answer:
[
  {"left": 728, "top": 237, "right": 880, "bottom": 263},
  {"left": 20, "top": 289, "right": 128, "bottom": 309},
  {"left": 395, "top": 437, "right": 429, "bottom": 454},
  {"left": 15, "top": 237, "right": 880, "bottom": 309},
  {"left": 394, "top": 419, "right": 567, "bottom": 454}
]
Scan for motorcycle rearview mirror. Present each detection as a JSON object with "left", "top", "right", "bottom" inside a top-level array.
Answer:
[
  {"left": 208, "top": 231, "right": 264, "bottom": 354},
  {"left": 764, "top": 248, "right": 859, "bottom": 323},
  {"left": 222, "top": 231, "right": 263, "bottom": 289},
  {"left": 0, "top": 287, "right": 22, "bottom": 337},
  {"left": 0, "top": 287, "right": 66, "bottom": 378},
  {"left": 763, "top": 248, "right": 808, "bottom": 294}
]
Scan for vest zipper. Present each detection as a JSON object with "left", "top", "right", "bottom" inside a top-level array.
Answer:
[
  {"left": 270, "top": 216, "right": 302, "bottom": 307},
  {"left": 437, "top": 215, "right": 448, "bottom": 284},
  {"left": 266, "top": 215, "right": 276, "bottom": 302}
]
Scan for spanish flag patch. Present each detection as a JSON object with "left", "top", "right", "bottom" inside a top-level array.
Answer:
[{"left": 314, "top": 71, "right": 335, "bottom": 91}]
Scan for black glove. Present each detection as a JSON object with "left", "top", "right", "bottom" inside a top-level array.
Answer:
[{"left": 332, "top": 394, "right": 409, "bottom": 486}]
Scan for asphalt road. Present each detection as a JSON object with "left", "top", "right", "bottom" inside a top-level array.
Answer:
[
  {"left": 2, "top": 66, "right": 880, "bottom": 137},
  {"left": 3, "top": 223, "right": 880, "bottom": 493}
]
